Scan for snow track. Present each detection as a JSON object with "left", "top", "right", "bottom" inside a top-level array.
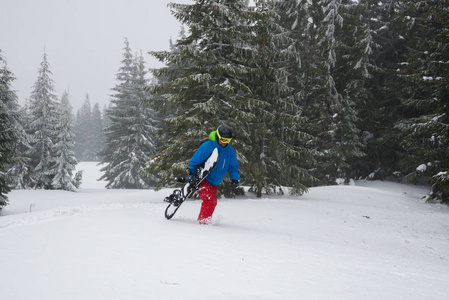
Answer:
[{"left": 0, "top": 202, "right": 165, "bottom": 229}]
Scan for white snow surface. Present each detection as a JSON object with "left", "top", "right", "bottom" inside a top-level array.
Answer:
[{"left": 1, "top": 162, "right": 449, "bottom": 300}]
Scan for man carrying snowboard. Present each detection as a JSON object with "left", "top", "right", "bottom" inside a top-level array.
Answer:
[{"left": 189, "top": 124, "right": 240, "bottom": 224}]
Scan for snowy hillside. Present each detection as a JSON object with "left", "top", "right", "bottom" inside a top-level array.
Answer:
[{"left": 1, "top": 162, "right": 448, "bottom": 300}]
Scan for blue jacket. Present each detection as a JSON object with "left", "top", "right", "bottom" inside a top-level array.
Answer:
[{"left": 189, "top": 139, "right": 240, "bottom": 186}]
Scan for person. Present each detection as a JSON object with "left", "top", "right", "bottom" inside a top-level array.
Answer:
[{"left": 189, "top": 124, "right": 240, "bottom": 224}]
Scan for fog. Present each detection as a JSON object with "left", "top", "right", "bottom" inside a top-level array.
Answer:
[{"left": 0, "top": 0, "right": 191, "bottom": 110}]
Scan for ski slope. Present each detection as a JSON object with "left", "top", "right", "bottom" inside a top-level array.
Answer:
[{"left": 1, "top": 162, "right": 448, "bottom": 300}]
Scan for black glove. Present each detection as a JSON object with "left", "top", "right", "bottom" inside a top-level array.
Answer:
[
  {"left": 188, "top": 169, "right": 200, "bottom": 187},
  {"left": 186, "top": 171, "right": 199, "bottom": 195},
  {"left": 229, "top": 180, "right": 239, "bottom": 189}
]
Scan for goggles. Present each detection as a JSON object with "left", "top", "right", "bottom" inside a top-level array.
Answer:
[{"left": 217, "top": 130, "right": 232, "bottom": 143}]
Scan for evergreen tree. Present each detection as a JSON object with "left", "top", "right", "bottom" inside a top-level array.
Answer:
[
  {"left": 353, "top": 0, "right": 410, "bottom": 180},
  {"left": 5, "top": 78, "right": 33, "bottom": 189},
  {"left": 6, "top": 105, "right": 32, "bottom": 189},
  {"left": 146, "top": 0, "right": 315, "bottom": 196},
  {"left": 0, "top": 50, "right": 19, "bottom": 209},
  {"left": 26, "top": 53, "right": 61, "bottom": 189},
  {"left": 73, "top": 96, "right": 104, "bottom": 161},
  {"left": 74, "top": 94, "right": 94, "bottom": 161},
  {"left": 396, "top": 0, "right": 449, "bottom": 202},
  {"left": 275, "top": 0, "right": 310, "bottom": 103},
  {"left": 242, "top": 0, "right": 315, "bottom": 195},
  {"left": 99, "top": 39, "right": 158, "bottom": 188},
  {"left": 74, "top": 109, "right": 83, "bottom": 160},
  {"left": 146, "top": 0, "right": 254, "bottom": 188},
  {"left": 142, "top": 0, "right": 447, "bottom": 198},
  {"left": 308, "top": 0, "right": 365, "bottom": 183},
  {"left": 335, "top": 0, "right": 377, "bottom": 178},
  {"left": 91, "top": 102, "right": 104, "bottom": 160},
  {"left": 102, "top": 103, "right": 111, "bottom": 132},
  {"left": 275, "top": 0, "right": 322, "bottom": 180},
  {"left": 324, "top": 0, "right": 369, "bottom": 181},
  {"left": 51, "top": 91, "right": 82, "bottom": 191},
  {"left": 276, "top": 0, "right": 364, "bottom": 184}
]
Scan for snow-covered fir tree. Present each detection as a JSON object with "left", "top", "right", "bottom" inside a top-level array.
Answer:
[
  {"left": 0, "top": 55, "right": 33, "bottom": 192},
  {"left": 99, "top": 39, "right": 159, "bottom": 188},
  {"left": 51, "top": 91, "right": 82, "bottom": 191},
  {"left": 26, "top": 52, "right": 61, "bottom": 189},
  {"left": 90, "top": 103, "right": 104, "bottom": 160},
  {"left": 333, "top": 0, "right": 377, "bottom": 177},
  {"left": 101, "top": 103, "right": 111, "bottom": 132},
  {"left": 74, "top": 94, "right": 101, "bottom": 161},
  {"left": 275, "top": 0, "right": 321, "bottom": 177},
  {"left": 146, "top": 0, "right": 254, "bottom": 188},
  {"left": 350, "top": 0, "right": 408, "bottom": 179},
  {"left": 0, "top": 50, "right": 19, "bottom": 209},
  {"left": 146, "top": 0, "right": 314, "bottom": 196},
  {"left": 6, "top": 105, "right": 33, "bottom": 190},
  {"left": 274, "top": 0, "right": 365, "bottom": 184},
  {"left": 74, "top": 110, "right": 82, "bottom": 160},
  {"left": 241, "top": 0, "right": 315, "bottom": 196},
  {"left": 139, "top": 0, "right": 448, "bottom": 199},
  {"left": 395, "top": 0, "right": 449, "bottom": 203},
  {"left": 311, "top": 0, "right": 363, "bottom": 183}
]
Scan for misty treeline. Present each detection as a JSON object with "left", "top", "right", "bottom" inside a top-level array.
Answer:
[
  {"left": 0, "top": 36, "right": 160, "bottom": 208},
  {"left": 1, "top": 0, "right": 448, "bottom": 208},
  {"left": 74, "top": 95, "right": 106, "bottom": 162},
  {"left": 0, "top": 51, "right": 107, "bottom": 202},
  {"left": 1, "top": 51, "right": 83, "bottom": 207}
]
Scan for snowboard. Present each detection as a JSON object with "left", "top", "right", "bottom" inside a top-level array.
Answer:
[{"left": 164, "top": 148, "right": 219, "bottom": 220}]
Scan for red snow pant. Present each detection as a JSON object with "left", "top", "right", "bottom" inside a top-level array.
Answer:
[{"left": 198, "top": 179, "right": 218, "bottom": 223}]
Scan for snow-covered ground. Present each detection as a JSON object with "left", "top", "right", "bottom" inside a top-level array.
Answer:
[{"left": 1, "top": 162, "right": 448, "bottom": 300}]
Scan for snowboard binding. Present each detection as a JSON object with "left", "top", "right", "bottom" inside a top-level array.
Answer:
[
  {"left": 163, "top": 181, "right": 194, "bottom": 219},
  {"left": 163, "top": 189, "right": 184, "bottom": 207}
]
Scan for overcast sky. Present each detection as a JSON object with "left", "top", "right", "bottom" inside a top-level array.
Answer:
[{"left": 0, "top": 0, "right": 191, "bottom": 110}]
